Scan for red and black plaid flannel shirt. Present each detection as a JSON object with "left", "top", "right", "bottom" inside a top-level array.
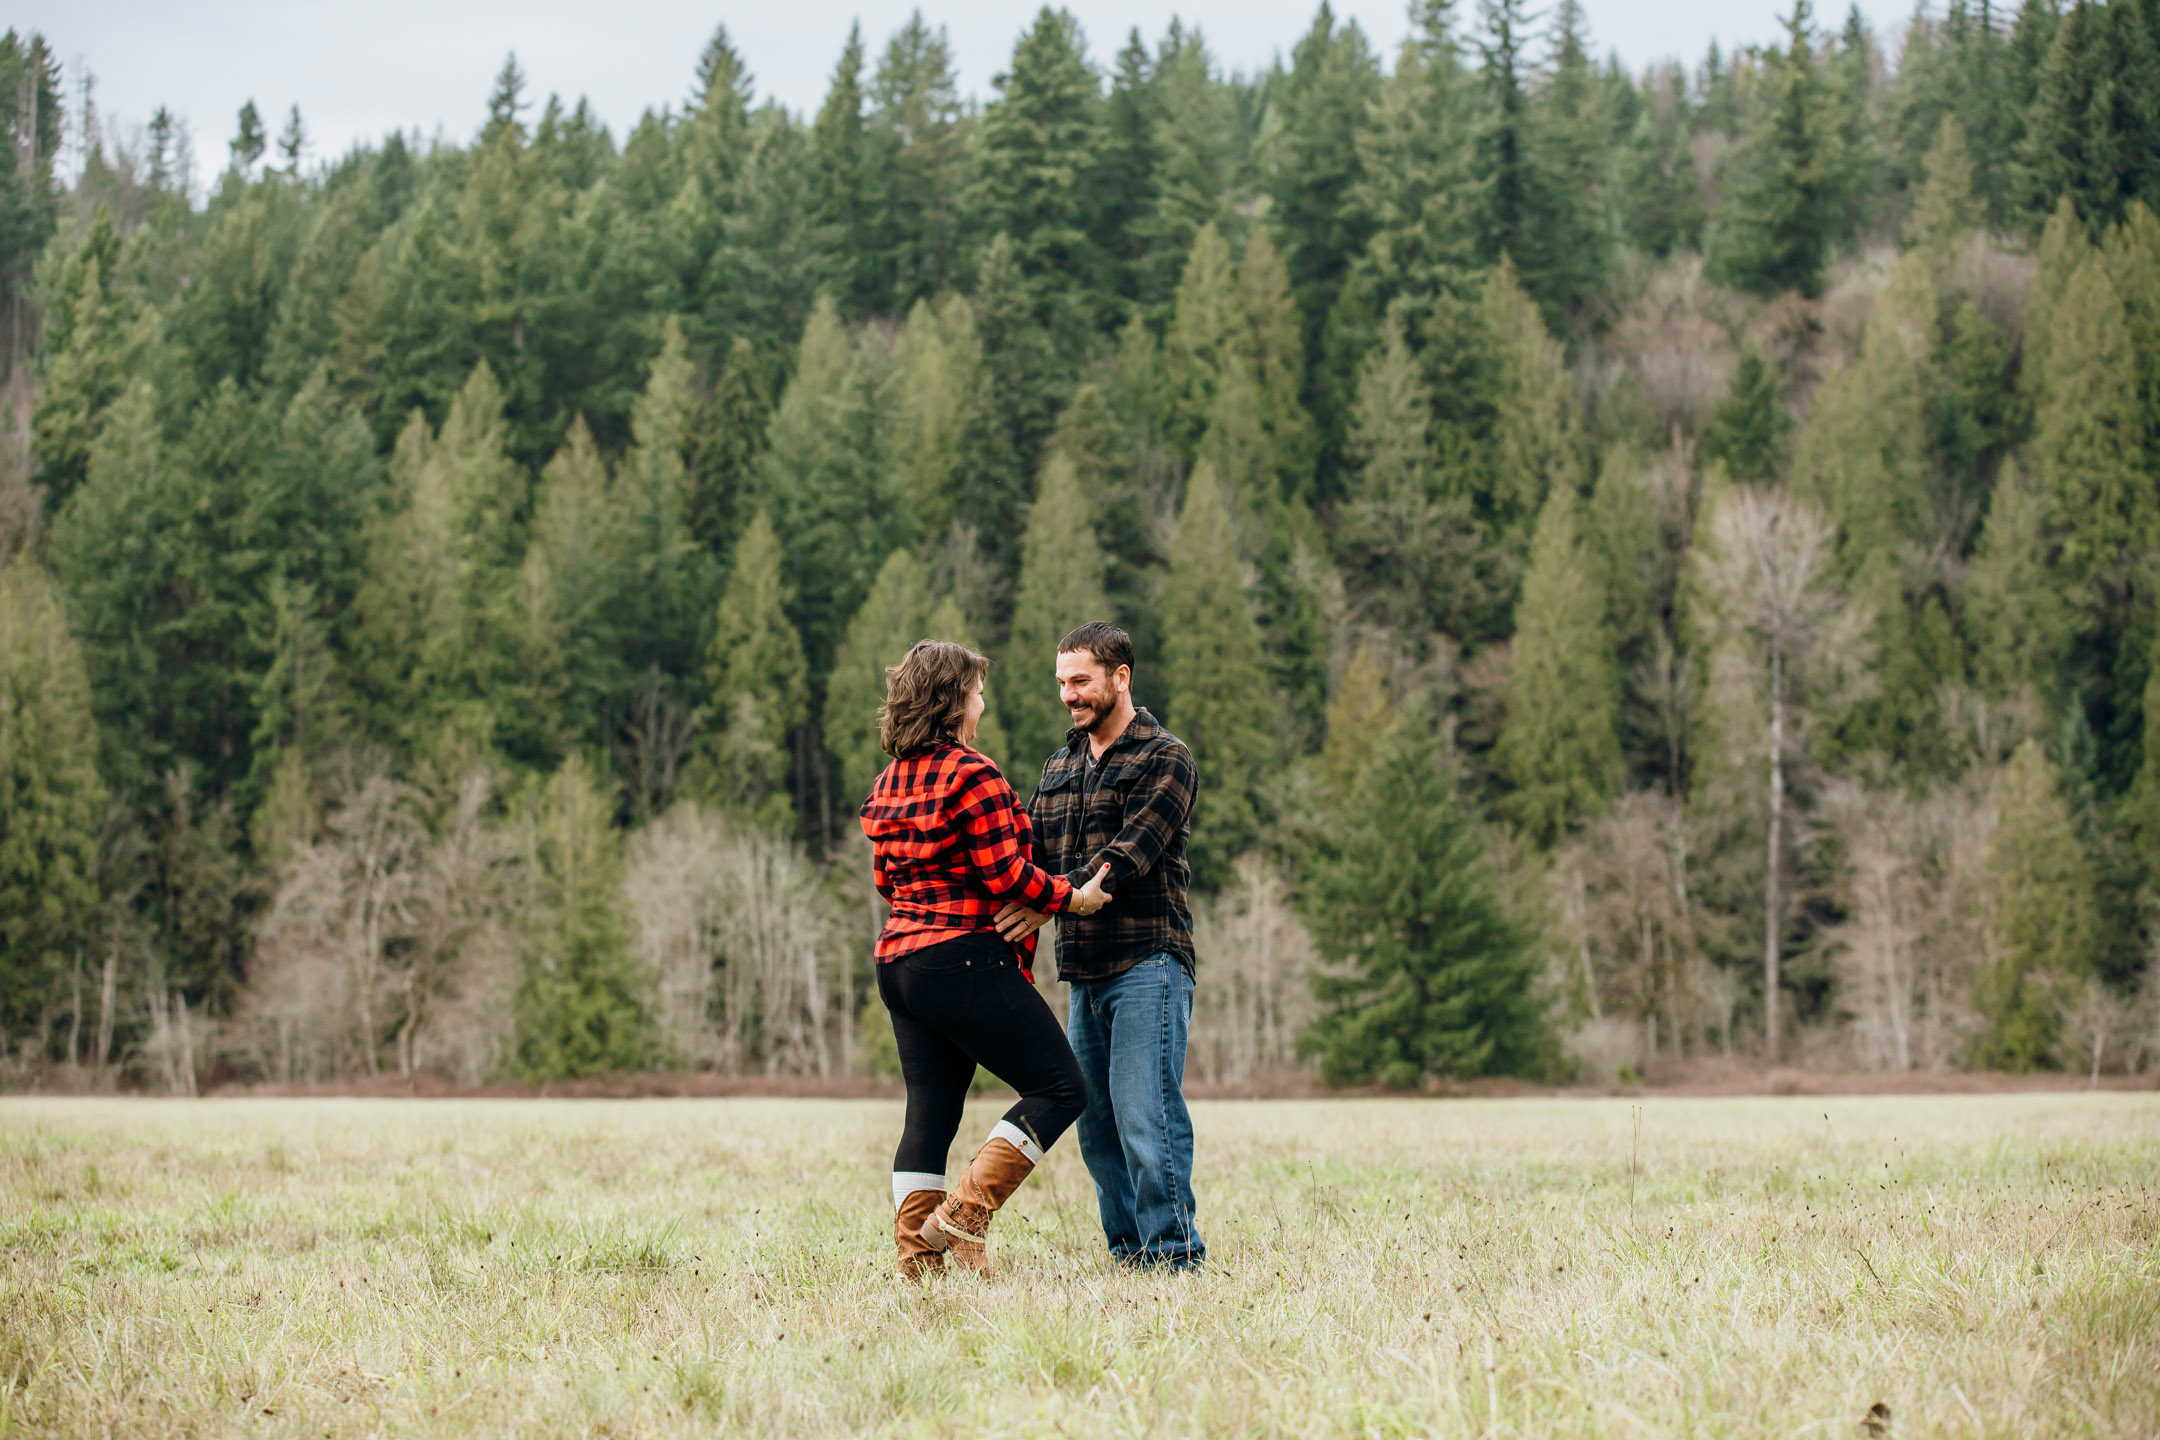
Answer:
[{"left": 860, "top": 743, "right": 1076, "bottom": 980}]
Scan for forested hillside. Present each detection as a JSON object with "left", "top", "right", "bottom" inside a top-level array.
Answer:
[{"left": 2, "top": 0, "right": 2158, "bottom": 1090}]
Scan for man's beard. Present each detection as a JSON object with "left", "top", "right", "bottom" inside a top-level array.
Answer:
[{"left": 1067, "top": 699, "right": 1106, "bottom": 732}]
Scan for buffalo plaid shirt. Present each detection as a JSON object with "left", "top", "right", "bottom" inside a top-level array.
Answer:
[
  {"left": 1028, "top": 708, "right": 1197, "bottom": 983},
  {"left": 860, "top": 742, "right": 1076, "bottom": 981}
]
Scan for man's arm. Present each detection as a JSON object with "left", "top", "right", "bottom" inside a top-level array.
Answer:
[
  {"left": 1077, "top": 741, "right": 1195, "bottom": 890},
  {"left": 995, "top": 742, "right": 1194, "bottom": 941}
]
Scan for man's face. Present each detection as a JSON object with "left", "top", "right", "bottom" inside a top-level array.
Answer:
[{"left": 1056, "top": 651, "right": 1127, "bottom": 733}]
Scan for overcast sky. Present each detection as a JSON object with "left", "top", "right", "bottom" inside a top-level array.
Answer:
[{"left": 23, "top": 0, "right": 1924, "bottom": 193}]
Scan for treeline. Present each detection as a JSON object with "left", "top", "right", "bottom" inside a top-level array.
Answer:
[{"left": 1, "top": 0, "right": 2158, "bottom": 1090}]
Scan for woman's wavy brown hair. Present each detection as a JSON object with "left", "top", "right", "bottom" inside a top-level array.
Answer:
[{"left": 879, "top": 639, "right": 989, "bottom": 758}]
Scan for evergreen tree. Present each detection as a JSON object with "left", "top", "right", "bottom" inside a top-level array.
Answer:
[
  {"left": 0, "top": 556, "right": 109, "bottom": 1048},
  {"left": 1165, "top": 222, "right": 1244, "bottom": 457},
  {"left": 687, "top": 336, "right": 770, "bottom": 558},
  {"left": 612, "top": 318, "right": 717, "bottom": 689},
  {"left": 824, "top": 547, "right": 934, "bottom": 808},
  {"left": 2034, "top": 252, "right": 2145, "bottom": 597},
  {"left": 2102, "top": 201, "right": 2160, "bottom": 480},
  {"left": 1709, "top": 0, "right": 1843, "bottom": 296},
  {"left": 1977, "top": 737, "right": 2094, "bottom": 1069},
  {"left": 703, "top": 510, "right": 808, "bottom": 826},
  {"left": 864, "top": 14, "right": 967, "bottom": 307},
  {"left": 891, "top": 293, "right": 980, "bottom": 536},
  {"left": 1092, "top": 29, "right": 1164, "bottom": 311},
  {"left": 521, "top": 417, "right": 623, "bottom": 758},
  {"left": 1965, "top": 460, "right": 2073, "bottom": 700},
  {"left": 1528, "top": 0, "right": 1614, "bottom": 327},
  {"left": 1300, "top": 720, "right": 1553, "bottom": 1086},
  {"left": 1353, "top": 1, "right": 1479, "bottom": 311},
  {"left": 951, "top": 235, "right": 1058, "bottom": 589},
  {"left": 1703, "top": 349, "right": 1792, "bottom": 483},
  {"left": 1007, "top": 450, "right": 1110, "bottom": 772},
  {"left": 1495, "top": 485, "right": 1625, "bottom": 846},
  {"left": 514, "top": 755, "right": 653, "bottom": 1080},
  {"left": 30, "top": 238, "right": 129, "bottom": 515},
  {"left": 757, "top": 296, "right": 897, "bottom": 680},
  {"left": 809, "top": 23, "right": 872, "bottom": 313},
  {"left": 971, "top": 7, "right": 1104, "bottom": 343},
  {"left": 1336, "top": 309, "right": 1494, "bottom": 636},
  {"left": 1148, "top": 23, "right": 1235, "bottom": 300},
  {"left": 1270, "top": 5, "right": 1381, "bottom": 357},
  {"left": 1162, "top": 460, "right": 1273, "bottom": 886},
  {"left": 1476, "top": 0, "right": 1537, "bottom": 274},
  {"left": 1481, "top": 257, "right": 1583, "bottom": 564},
  {"left": 1907, "top": 115, "right": 1981, "bottom": 268},
  {"left": 923, "top": 592, "right": 1011, "bottom": 775}
]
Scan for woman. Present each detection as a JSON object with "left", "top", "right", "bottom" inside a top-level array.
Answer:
[{"left": 860, "top": 640, "right": 1112, "bottom": 1279}]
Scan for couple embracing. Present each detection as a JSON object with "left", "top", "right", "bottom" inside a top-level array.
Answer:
[{"left": 858, "top": 622, "right": 1202, "bottom": 1278}]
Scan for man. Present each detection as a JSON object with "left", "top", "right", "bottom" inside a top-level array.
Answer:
[{"left": 995, "top": 621, "right": 1203, "bottom": 1269}]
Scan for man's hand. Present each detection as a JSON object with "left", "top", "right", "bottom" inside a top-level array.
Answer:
[{"left": 994, "top": 902, "right": 1049, "bottom": 942}]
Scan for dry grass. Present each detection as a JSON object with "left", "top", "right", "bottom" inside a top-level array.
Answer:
[{"left": 2, "top": 1094, "right": 2155, "bottom": 1437}]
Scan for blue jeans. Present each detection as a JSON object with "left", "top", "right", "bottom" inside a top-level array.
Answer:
[{"left": 1066, "top": 954, "right": 1204, "bottom": 1268}]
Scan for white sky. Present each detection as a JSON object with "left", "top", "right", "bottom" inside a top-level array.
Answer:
[{"left": 21, "top": 0, "right": 1926, "bottom": 193}]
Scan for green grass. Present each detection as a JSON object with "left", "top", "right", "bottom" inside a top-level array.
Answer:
[{"left": 2, "top": 1094, "right": 2156, "bottom": 1436}]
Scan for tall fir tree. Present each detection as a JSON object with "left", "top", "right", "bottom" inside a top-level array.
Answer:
[
  {"left": 1162, "top": 460, "right": 1272, "bottom": 886},
  {"left": 0, "top": 556, "right": 109, "bottom": 1050},
  {"left": 1494, "top": 484, "right": 1625, "bottom": 846},
  {"left": 1709, "top": 0, "right": 1843, "bottom": 297},
  {"left": 1006, "top": 450, "right": 1110, "bottom": 774},
  {"left": 1977, "top": 738, "right": 2094, "bottom": 1069},
  {"left": 514, "top": 755, "right": 653, "bottom": 1080},
  {"left": 971, "top": 7, "right": 1104, "bottom": 344},
  {"left": 808, "top": 24, "right": 871, "bottom": 313},
  {"left": 1269, "top": 5, "right": 1382, "bottom": 361},
  {"left": 824, "top": 547, "right": 934, "bottom": 808},
  {"left": 1300, "top": 720, "right": 1553, "bottom": 1086},
  {"left": 1703, "top": 349, "right": 1793, "bottom": 483},
  {"left": 702, "top": 510, "right": 808, "bottom": 828}
]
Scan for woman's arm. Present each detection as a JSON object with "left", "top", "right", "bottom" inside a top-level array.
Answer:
[{"left": 950, "top": 762, "right": 1075, "bottom": 913}]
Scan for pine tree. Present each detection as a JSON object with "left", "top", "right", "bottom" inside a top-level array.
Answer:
[
  {"left": 522, "top": 417, "right": 623, "bottom": 758},
  {"left": 1353, "top": 2, "right": 1479, "bottom": 312},
  {"left": 30, "top": 242, "right": 128, "bottom": 516},
  {"left": 1336, "top": 307, "right": 1498, "bottom": 637},
  {"left": 1165, "top": 222, "right": 1243, "bottom": 456},
  {"left": 612, "top": 317, "right": 717, "bottom": 687},
  {"left": 824, "top": 547, "right": 934, "bottom": 808},
  {"left": 687, "top": 336, "right": 769, "bottom": 558},
  {"left": 923, "top": 593, "right": 1011, "bottom": 776},
  {"left": 864, "top": 15, "right": 967, "bottom": 307},
  {"left": 1709, "top": 0, "right": 1843, "bottom": 297},
  {"left": 1237, "top": 227, "right": 1319, "bottom": 508},
  {"left": 1475, "top": 0, "right": 1537, "bottom": 272},
  {"left": 2022, "top": 196, "right": 2093, "bottom": 404},
  {"left": 1270, "top": 5, "right": 1382, "bottom": 361},
  {"left": 1703, "top": 349, "right": 1793, "bottom": 483},
  {"left": 514, "top": 755, "right": 653, "bottom": 1080},
  {"left": 1528, "top": 0, "right": 1613, "bottom": 327},
  {"left": 1092, "top": 29, "right": 1162, "bottom": 311},
  {"left": 1481, "top": 257, "right": 1583, "bottom": 563},
  {"left": 2103, "top": 201, "right": 2160, "bottom": 480},
  {"left": 1300, "top": 720, "right": 1553, "bottom": 1086},
  {"left": 951, "top": 235, "right": 1058, "bottom": 589},
  {"left": 1495, "top": 485, "right": 1625, "bottom": 846},
  {"left": 2034, "top": 252, "right": 2145, "bottom": 597},
  {"left": 1148, "top": 24, "right": 1235, "bottom": 300},
  {"left": 1965, "top": 460, "right": 2073, "bottom": 701},
  {"left": 809, "top": 23, "right": 871, "bottom": 313},
  {"left": 1007, "top": 450, "right": 1110, "bottom": 773},
  {"left": 1163, "top": 461, "right": 1273, "bottom": 886},
  {"left": 757, "top": 295, "right": 897, "bottom": 680},
  {"left": 1907, "top": 115, "right": 1980, "bottom": 268},
  {"left": 971, "top": 7, "right": 1104, "bottom": 343},
  {"left": 891, "top": 293, "right": 980, "bottom": 536},
  {"left": 1977, "top": 738, "right": 2094, "bottom": 1069},
  {"left": 0, "top": 556, "right": 109, "bottom": 1048},
  {"left": 703, "top": 510, "right": 808, "bottom": 826}
]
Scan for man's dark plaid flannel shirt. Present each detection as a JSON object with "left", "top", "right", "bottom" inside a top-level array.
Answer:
[
  {"left": 1028, "top": 707, "right": 1197, "bottom": 983},
  {"left": 860, "top": 742, "right": 1075, "bottom": 982}
]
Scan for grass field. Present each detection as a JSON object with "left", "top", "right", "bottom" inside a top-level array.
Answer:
[{"left": 2, "top": 1094, "right": 2156, "bottom": 1437}]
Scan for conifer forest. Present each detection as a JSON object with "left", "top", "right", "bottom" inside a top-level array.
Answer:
[{"left": 2, "top": 0, "right": 2159, "bottom": 1092}]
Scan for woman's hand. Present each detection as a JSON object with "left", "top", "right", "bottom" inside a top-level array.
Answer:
[{"left": 1065, "top": 862, "right": 1114, "bottom": 917}]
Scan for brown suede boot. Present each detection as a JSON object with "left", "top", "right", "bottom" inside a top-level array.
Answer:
[
  {"left": 894, "top": 1188, "right": 947, "bottom": 1281},
  {"left": 919, "top": 1130, "right": 1038, "bottom": 1275}
]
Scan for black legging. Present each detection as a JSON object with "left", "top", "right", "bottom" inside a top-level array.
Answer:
[{"left": 877, "top": 931, "right": 1087, "bottom": 1174}]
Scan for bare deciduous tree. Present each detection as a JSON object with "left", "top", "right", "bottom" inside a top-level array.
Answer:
[
  {"left": 1692, "top": 486, "right": 1873, "bottom": 1064},
  {"left": 1190, "top": 857, "right": 1317, "bottom": 1084}
]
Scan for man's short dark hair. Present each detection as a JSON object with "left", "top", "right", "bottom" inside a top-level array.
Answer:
[{"left": 1057, "top": 621, "right": 1133, "bottom": 676}]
